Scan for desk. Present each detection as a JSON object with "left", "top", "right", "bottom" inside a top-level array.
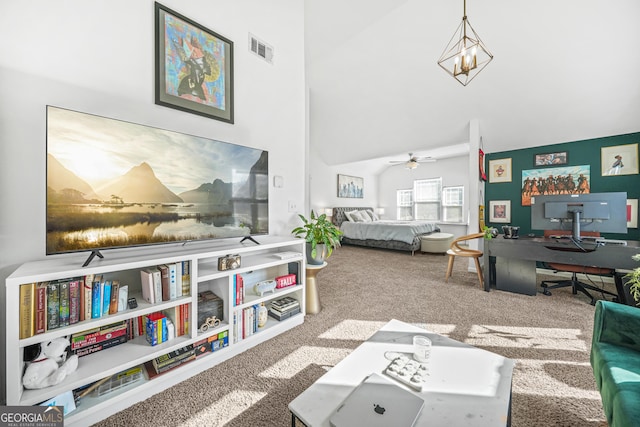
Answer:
[
  {"left": 289, "top": 319, "right": 514, "bottom": 427},
  {"left": 305, "top": 262, "right": 327, "bottom": 314},
  {"left": 484, "top": 236, "right": 640, "bottom": 296}
]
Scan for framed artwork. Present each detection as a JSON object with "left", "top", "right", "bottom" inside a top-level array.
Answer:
[
  {"left": 601, "top": 143, "right": 639, "bottom": 176},
  {"left": 628, "top": 199, "right": 638, "bottom": 228},
  {"left": 521, "top": 165, "right": 590, "bottom": 206},
  {"left": 488, "top": 158, "right": 512, "bottom": 183},
  {"left": 489, "top": 200, "right": 511, "bottom": 223},
  {"left": 155, "top": 2, "right": 234, "bottom": 123},
  {"left": 534, "top": 151, "right": 568, "bottom": 167},
  {"left": 337, "top": 174, "right": 363, "bottom": 198}
]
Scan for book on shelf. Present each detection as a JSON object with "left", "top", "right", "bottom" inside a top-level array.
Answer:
[
  {"left": 175, "top": 261, "right": 183, "bottom": 298},
  {"left": 273, "top": 251, "right": 302, "bottom": 259},
  {"left": 47, "top": 281, "right": 60, "bottom": 331},
  {"left": 73, "top": 334, "right": 128, "bottom": 358},
  {"left": 91, "top": 275, "right": 103, "bottom": 319},
  {"left": 168, "top": 263, "right": 178, "bottom": 300},
  {"left": 140, "top": 269, "right": 155, "bottom": 304},
  {"left": 145, "top": 312, "right": 168, "bottom": 346},
  {"left": 59, "top": 280, "right": 70, "bottom": 327},
  {"left": 181, "top": 260, "right": 191, "bottom": 296},
  {"left": 268, "top": 305, "right": 301, "bottom": 321},
  {"left": 35, "top": 282, "right": 47, "bottom": 335},
  {"left": 159, "top": 264, "right": 170, "bottom": 301},
  {"left": 82, "top": 275, "right": 93, "bottom": 321},
  {"left": 71, "top": 321, "right": 129, "bottom": 350},
  {"left": 69, "top": 279, "right": 80, "bottom": 324},
  {"left": 209, "top": 330, "right": 229, "bottom": 352},
  {"left": 152, "top": 344, "right": 195, "bottom": 371},
  {"left": 19, "top": 283, "right": 35, "bottom": 339},
  {"left": 118, "top": 285, "right": 128, "bottom": 312},
  {"left": 109, "top": 280, "right": 120, "bottom": 314},
  {"left": 101, "top": 280, "right": 112, "bottom": 317}
]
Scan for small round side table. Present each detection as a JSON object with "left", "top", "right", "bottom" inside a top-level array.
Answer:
[{"left": 305, "top": 262, "right": 327, "bottom": 314}]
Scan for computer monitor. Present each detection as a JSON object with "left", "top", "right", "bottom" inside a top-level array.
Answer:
[{"left": 531, "top": 192, "right": 627, "bottom": 240}]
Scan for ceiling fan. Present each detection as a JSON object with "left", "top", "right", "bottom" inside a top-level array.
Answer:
[{"left": 389, "top": 153, "right": 436, "bottom": 169}]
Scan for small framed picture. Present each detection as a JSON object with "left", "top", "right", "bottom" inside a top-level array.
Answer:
[
  {"left": 601, "top": 143, "right": 639, "bottom": 176},
  {"left": 337, "top": 174, "right": 363, "bottom": 198},
  {"left": 628, "top": 199, "right": 638, "bottom": 228},
  {"left": 489, "top": 200, "right": 511, "bottom": 223},
  {"left": 534, "top": 151, "right": 568, "bottom": 166},
  {"left": 488, "top": 158, "right": 512, "bottom": 183}
]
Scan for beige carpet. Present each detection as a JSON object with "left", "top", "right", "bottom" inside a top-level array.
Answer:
[{"left": 94, "top": 245, "right": 612, "bottom": 427}]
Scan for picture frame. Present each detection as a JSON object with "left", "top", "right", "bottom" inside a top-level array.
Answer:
[
  {"left": 489, "top": 200, "right": 511, "bottom": 223},
  {"left": 155, "top": 2, "right": 234, "bottom": 123},
  {"left": 534, "top": 151, "right": 568, "bottom": 167},
  {"left": 601, "top": 143, "right": 639, "bottom": 176},
  {"left": 521, "top": 165, "right": 590, "bottom": 206},
  {"left": 488, "top": 158, "right": 512, "bottom": 183},
  {"left": 628, "top": 199, "right": 638, "bottom": 229},
  {"left": 337, "top": 174, "right": 363, "bottom": 198}
]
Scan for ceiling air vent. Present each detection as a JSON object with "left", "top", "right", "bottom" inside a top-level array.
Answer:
[{"left": 249, "top": 33, "right": 274, "bottom": 64}]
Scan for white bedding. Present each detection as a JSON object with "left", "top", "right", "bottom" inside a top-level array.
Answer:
[{"left": 340, "top": 220, "right": 438, "bottom": 244}]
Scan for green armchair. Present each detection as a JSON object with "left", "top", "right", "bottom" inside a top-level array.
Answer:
[{"left": 590, "top": 300, "right": 640, "bottom": 427}]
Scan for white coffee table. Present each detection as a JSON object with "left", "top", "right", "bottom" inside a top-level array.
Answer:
[{"left": 289, "top": 319, "right": 514, "bottom": 426}]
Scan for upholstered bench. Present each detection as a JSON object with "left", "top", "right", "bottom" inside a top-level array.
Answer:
[{"left": 420, "top": 232, "right": 455, "bottom": 254}]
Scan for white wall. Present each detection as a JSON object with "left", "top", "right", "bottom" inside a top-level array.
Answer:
[
  {"left": 378, "top": 156, "right": 472, "bottom": 238},
  {"left": 0, "top": 0, "right": 305, "bottom": 403},
  {"left": 308, "top": 144, "right": 380, "bottom": 215}
]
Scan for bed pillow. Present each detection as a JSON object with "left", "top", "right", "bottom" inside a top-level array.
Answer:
[
  {"left": 368, "top": 210, "right": 380, "bottom": 221},
  {"left": 350, "top": 211, "right": 367, "bottom": 222},
  {"left": 344, "top": 210, "right": 359, "bottom": 222},
  {"left": 358, "top": 210, "right": 373, "bottom": 222}
]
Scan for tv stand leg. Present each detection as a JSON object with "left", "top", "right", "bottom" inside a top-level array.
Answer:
[
  {"left": 240, "top": 236, "right": 260, "bottom": 245},
  {"left": 83, "top": 249, "right": 104, "bottom": 267}
]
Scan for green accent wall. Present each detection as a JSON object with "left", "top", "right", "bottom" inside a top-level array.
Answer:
[{"left": 485, "top": 132, "right": 640, "bottom": 241}]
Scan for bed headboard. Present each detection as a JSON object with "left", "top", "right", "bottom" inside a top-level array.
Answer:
[{"left": 332, "top": 207, "right": 374, "bottom": 227}]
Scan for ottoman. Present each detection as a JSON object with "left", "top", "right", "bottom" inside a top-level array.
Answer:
[{"left": 421, "top": 232, "right": 455, "bottom": 254}]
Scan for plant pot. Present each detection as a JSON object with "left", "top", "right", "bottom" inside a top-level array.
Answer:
[{"left": 306, "top": 243, "right": 327, "bottom": 265}]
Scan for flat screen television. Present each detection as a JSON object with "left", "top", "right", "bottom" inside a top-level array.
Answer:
[
  {"left": 530, "top": 192, "right": 627, "bottom": 240},
  {"left": 46, "top": 106, "right": 268, "bottom": 262}
]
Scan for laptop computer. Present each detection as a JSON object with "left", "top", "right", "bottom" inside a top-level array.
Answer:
[{"left": 329, "top": 373, "right": 425, "bottom": 427}]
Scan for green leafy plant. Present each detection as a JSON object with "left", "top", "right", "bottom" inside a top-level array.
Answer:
[
  {"left": 292, "top": 210, "right": 343, "bottom": 259},
  {"left": 625, "top": 254, "right": 640, "bottom": 306},
  {"left": 482, "top": 226, "right": 498, "bottom": 240}
]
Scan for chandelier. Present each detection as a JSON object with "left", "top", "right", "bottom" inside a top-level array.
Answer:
[{"left": 437, "top": 0, "right": 493, "bottom": 86}]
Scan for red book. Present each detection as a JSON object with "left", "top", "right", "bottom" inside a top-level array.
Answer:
[
  {"left": 35, "top": 282, "right": 47, "bottom": 334},
  {"left": 71, "top": 324, "right": 128, "bottom": 350}
]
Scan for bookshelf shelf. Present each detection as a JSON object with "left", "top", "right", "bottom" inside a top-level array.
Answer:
[{"left": 5, "top": 236, "right": 305, "bottom": 425}]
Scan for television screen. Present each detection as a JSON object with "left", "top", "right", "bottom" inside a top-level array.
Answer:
[{"left": 46, "top": 106, "right": 268, "bottom": 255}]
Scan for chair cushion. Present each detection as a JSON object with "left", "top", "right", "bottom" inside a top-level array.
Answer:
[{"left": 547, "top": 263, "right": 613, "bottom": 275}]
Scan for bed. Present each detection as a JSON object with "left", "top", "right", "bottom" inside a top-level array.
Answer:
[{"left": 331, "top": 207, "right": 440, "bottom": 255}]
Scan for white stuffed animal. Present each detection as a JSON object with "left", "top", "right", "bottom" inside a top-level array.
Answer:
[{"left": 22, "top": 337, "right": 79, "bottom": 390}]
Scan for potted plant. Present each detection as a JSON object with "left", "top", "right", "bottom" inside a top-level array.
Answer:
[
  {"left": 626, "top": 254, "right": 640, "bottom": 306},
  {"left": 292, "top": 210, "right": 343, "bottom": 265}
]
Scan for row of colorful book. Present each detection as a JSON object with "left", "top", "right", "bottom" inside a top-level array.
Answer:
[
  {"left": 232, "top": 304, "right": 263, "bottom": 343},
  {"left": 18, "top": 277, "right": 129, "bottom": 339},
  {"left": 140, "top": 261, "right": 191, "bottom": 304}
]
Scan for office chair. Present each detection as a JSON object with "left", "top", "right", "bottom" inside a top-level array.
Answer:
[
  {"left": 540, "top": 230, "right": 617, "bottom": 305},
  {"left": 445, "top": 232, "right": 485, "bottom": 288}
]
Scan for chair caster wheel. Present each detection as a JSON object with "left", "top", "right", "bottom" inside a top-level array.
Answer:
[
  {"left": 543, "top": 289, "right": 552, "bottom": 296},
  {"left": 590, "top": 300, "right": 596, "bottom": 306}
]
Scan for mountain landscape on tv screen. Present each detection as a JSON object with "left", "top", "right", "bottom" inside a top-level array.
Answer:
[{"left": 46, "top": 106, "right": 268, "bottom": 254}]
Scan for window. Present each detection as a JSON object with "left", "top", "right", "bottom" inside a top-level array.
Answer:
[
  {"left": 396, "top": 189, "right": 413, "bottom": 220},
  {"left": 442, "top": 186, "right": 464, "bottom": 222},
  {"left": 414, "top": 178, "right": 442, "bottom": 221}
]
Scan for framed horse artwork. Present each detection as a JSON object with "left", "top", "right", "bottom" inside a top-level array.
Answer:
[
  {"left": 521, "top": 165, "right": 591, "bottom": 206},
  {"left": 155, "top": 2, "right": 234, "bottom": 123}
]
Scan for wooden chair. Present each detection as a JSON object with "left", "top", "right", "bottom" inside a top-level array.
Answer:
[
  {"left": 445, "top": 232, "right": 485, "bottom": 288},
  {"left": 540, "top": 230, "right": 617, "bottom": 305}
]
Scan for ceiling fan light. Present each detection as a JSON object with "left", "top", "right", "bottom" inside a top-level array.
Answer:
[{"left": 407, "top": 161, "right": 419, "bottom": 169}]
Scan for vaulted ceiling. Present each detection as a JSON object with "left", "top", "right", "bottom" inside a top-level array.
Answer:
[{"left": 305, "top": 0, "right": 640, "bottom": 166}]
